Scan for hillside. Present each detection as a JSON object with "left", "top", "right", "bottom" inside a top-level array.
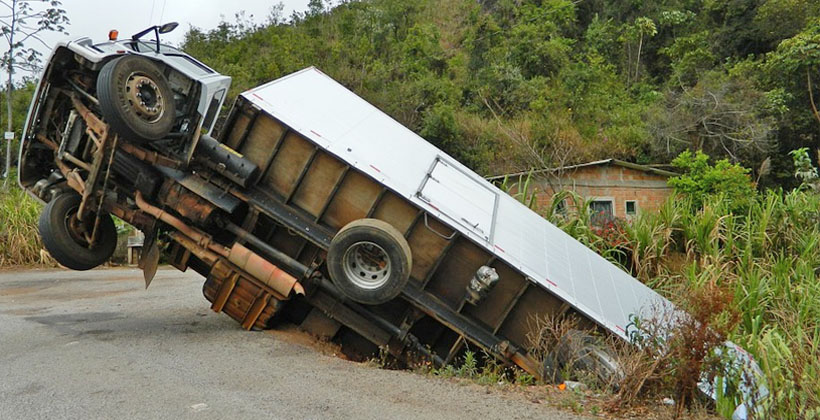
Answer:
[
  {"left": 176, "top": 4, "right": 820, "bottom": 417},
  {"left": 182, "top": 0, "right": 820, "bottom": 184}
]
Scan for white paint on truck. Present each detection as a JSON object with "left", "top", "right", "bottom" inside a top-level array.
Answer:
[{"left": 243, "top": 67, "right": 669, "bottom": 341}]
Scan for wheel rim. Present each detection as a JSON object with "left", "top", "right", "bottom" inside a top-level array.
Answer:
[
  {"left": 342, "top": 241, "right": 391, "bottom": 290},
  {"left": 125, "top": 72, "right": 165, "bottom": 123},
  {"left": 63, "top": 204, "right": 92, "bottom": 249}
]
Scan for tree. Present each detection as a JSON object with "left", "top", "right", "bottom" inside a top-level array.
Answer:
[
  {"left": 0, "top": 0, "right": 68, "bottom": 187},
  {"left": 648, "top": 72, "right": 775, "bottom": 166},
  {"left": 767, "top": 19, "right": 820, "bottom": 129},
  {"left": 621, "top": 16, "right": 657, "bottom": 84}
]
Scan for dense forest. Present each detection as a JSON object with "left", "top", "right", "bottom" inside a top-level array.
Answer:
[{"left": 182, "top": 0, "right": 820, "bottom": 185}]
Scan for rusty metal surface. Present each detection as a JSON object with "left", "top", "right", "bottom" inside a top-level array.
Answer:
[
  {"left": 134, "top": 191, "right": 228, "bottom": 258},
  {"left": 159, "top": 181, "right": 216, "bottom": 224},
  {"left": 140, "top": 238, "right": 160, "bottom": 288},
  {"left": 105, "top": 202, "right": 156, "bottom": 233},
  {"left": 167, "top": 232, "right": 220, "bottom": 266},
  {"left": 307, "top": 290, "right": 392, "bottom": 347},
  {"left": 89, "top": 134, "right": 119, "bottom": 246},
  {"left": 118, "top": 142, "right": 184, "bottom": 169},
  {"left": 68, "top": 92, "right": 108, "bottom": 140},
  {"left": 227, "top": 242, "right": 303, "bottom": 297},
  {"left": 225, "top": 222, "right": 312, "bottom": 279},
  {"left": 203, "top": 260, "right": 285, "bottom": 330},
  {"left": 155, "top": 166, "right": 242, "bottom": 213}
]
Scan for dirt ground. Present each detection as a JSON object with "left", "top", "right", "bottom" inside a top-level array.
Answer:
[{"left": 0, "top": 267, "right": 602, "bottom": 420}]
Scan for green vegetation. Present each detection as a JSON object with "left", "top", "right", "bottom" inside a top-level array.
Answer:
[
  {"left": 0, "top": 177, "right": 43, "bottom": 267},
  {"left": 427, "top": 349, "right": 536, "bottom": 387},
  {"left": 182, "top": 0, "right": 820, "bottom": 182},
  {"left": 0, "top": 82, "right": 36, "bottom": 180},
  {"left": 505, "top": 152, "right": 818, "bottom": 418},
  {"left": 483, "top": 147, "right": 815, "bottom": 417},
  {"left": 667, "top": 150, "right": 757, "bottom": 212}
]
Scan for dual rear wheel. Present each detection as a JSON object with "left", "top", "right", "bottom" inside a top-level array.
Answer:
[{"left": 327, "top": 219, "right": 412, "bottom": 305}]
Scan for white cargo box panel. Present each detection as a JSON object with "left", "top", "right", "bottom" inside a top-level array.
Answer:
[{"left": 243, "top": 67, "right": 669, "bottom": 339}]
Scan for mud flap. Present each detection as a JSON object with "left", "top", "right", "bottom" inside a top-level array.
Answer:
[{"left": 139, "top": 231, "right": 160, "bottom": 288}]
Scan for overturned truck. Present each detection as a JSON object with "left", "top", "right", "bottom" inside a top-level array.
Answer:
[{"left": 19, "top": 24, "right": 763, "bottom": 416}]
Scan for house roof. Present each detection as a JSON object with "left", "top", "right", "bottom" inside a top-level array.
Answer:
[{"left": 487, "top": 158, "right": 679, "bottom": 181}]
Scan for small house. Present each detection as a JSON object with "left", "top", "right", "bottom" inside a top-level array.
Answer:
[{"left": 490, "top": 159, "right": 677, "bottom": 220}]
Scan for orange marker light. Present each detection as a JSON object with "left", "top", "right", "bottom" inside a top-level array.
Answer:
[{"left": 108, "top": 30, "right": 118, "bottom": 41}]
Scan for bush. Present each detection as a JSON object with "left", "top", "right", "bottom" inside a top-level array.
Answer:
[
  {"left": 0, "top": 184, "right": 44, "bottom": 267},
  {"left": 517, "top": 186, "right": 820, "bottom": 417},
  {"left": 667, "top": 150, "right": 757, "bottom": 212}
]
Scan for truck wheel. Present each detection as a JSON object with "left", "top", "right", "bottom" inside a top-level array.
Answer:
[
  {"left": 97, "top": 55, "right": 175, "bottom": 143},
  {"left": 548, "top": 329, "right": 624, "bottom": 389},
  {"left": 327, "top": 219, "right": 412, "bottom": 305},
  {"left": 38, "top": 193, "right": 117, "bottom": 271}
]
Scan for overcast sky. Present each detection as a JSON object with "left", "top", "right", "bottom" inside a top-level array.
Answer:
[{"left": 2, "top": 0, "right": 314, "bottom": 81}]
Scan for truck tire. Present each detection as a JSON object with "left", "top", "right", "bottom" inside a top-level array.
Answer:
[
  {"left": 38, "top": 193, "right": 117, "bottom": 271},
  {"left": 97, "top": 55, "right": 175, "bottom": 143},
  {"left": 545, "top": 329, "right": 624, "bottom": 389},
  {"left": 327, "top": 218, "right": 412, "bottom": 305}
]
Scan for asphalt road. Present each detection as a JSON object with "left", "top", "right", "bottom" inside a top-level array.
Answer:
[{"left": 0, "top": 267, "right": 589, "bottom": 420}]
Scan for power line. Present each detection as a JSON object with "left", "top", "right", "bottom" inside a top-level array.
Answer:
[{"left": 159, "top": 0, "right": 167, "bottom": 23}]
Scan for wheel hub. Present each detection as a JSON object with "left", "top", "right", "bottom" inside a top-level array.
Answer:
[
  {"left": 125, "top": 73, "right": 164, "bottom": 123},
  {"left": 342, "top": 241, "right": 391, "bottom": 290},
  {"left": 65, "top": 208, "right": 92, "bottom": 248}
]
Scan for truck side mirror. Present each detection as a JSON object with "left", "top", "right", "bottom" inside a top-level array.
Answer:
[{"left": 158, "top": 22, "right": 179, "bottom": 34}]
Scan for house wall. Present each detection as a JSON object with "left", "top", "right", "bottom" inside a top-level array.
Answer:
[{"left": 533, "top": 165, "right": 673, "bottom": 218}]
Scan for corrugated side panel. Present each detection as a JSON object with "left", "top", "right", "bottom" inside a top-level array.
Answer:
[{"left": 242, "top": 67, "right": 669, "bottom": 339}]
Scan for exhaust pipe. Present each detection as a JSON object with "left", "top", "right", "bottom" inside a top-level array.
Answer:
[{"left": 134, "top": 191, "right": 303, "bottom": 297}]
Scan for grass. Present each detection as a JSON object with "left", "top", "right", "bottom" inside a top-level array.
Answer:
[
  {"left": 558, "top": 190, "right": 819, "bottom": 419},
  {"left": 0, "top": 183, "right": 45, "bottom": 267},
  {"left": 499, "top": 174, "right": 819, "bottom": 418}
]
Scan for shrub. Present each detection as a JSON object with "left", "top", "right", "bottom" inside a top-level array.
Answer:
[
  {"left": 667, "top": 150, "right": 757, "bottom": 212},
  {"left": 789, "top": 147, "right": 820, "bottom": 189}
]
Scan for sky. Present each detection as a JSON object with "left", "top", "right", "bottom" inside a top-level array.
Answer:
[{"left": 1, "top": 0, "right": 314, "bottom": 81}]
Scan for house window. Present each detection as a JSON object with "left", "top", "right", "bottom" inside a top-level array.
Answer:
[
  {"left": 554, "top": 198, "right": 567, "bottom": 215},
  {"left": 625, "top": 200, "right": 637, "bottom": 217},
  {"left": 589, "top": 199, "right": 614, "bottom": 225}
]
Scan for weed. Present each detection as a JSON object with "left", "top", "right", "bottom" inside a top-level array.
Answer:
[
  {"left": 515, "top": 371, "right": 536, "bottom": 386},
  {"left": 516, "top": 184, "right": 820, "bottom": 418},
  {"left": 0, "top": 183, "right": 44, "bottom": 267},
  {"left": 456, "top": 350, "right": 478, "bottom": 378}
]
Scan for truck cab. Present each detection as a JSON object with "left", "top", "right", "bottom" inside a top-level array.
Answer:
[{"left": 18, "top": 24, "right": 230, "bottom": 197}]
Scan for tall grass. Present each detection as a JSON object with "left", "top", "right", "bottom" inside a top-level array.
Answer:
[
  {"left": 0, "top": 184, "right": 44, "bottom": 267},
  {"left": 566, "top": 190, "right": 819, "bottom": 418},
  {"left": 499, "top": 174, "right": 818, "bottom": 417}
]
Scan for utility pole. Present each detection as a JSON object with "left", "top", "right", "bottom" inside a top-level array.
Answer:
[
  {"left": 3, "top": 77, "right": 13, "bottom": 189},
  {"left": 2, "top": 0, "right": 14, "bottom": 188}
]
